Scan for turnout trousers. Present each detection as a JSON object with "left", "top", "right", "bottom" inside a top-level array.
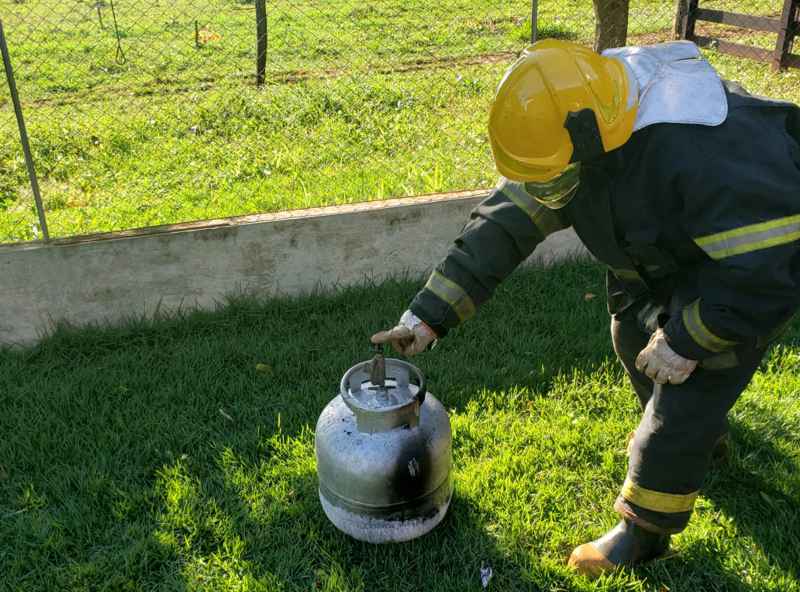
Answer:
[{"left": 610, "top": 296, "right": 768, "bottom": 533}]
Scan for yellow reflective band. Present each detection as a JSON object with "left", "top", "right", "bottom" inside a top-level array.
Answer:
[
  {"left": 424, "top": 271, "right": 476, "bottom": 322},
  {"left": 500, "top": 180, "right": 566, "bottom": 237},
  {"left": 612, "top": 268, "right": 642, "bottom": 281},
  {"left": 621, "top": 478, "right": 698, "bottom": 514},
  {"left": 694, "top": 214, "right": 800, "bottom": 260},
  {"left": 682, "top": 299, "right": 737, "bottom": 353}
]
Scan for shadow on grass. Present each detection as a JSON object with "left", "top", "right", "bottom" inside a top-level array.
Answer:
[
  {"left": 144, "top": 423, "right": 559, "bottom": 591},
  {"left": 2, "top": 262, "right": 799, "bottom": 589},
  {"left": 641, "top": 541, "right": 766, "bottom": 592},
  {"left": 635, "top": 405, "right": 800, "bottom": 592},
  {"left": 705, "top": 418, "right": 800, "bottom": 578},
  {"left": 107, "top": 407, "right": 800, "bottom": 591}
]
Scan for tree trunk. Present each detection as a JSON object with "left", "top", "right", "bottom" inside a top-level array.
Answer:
[{"left": 592, "top": 0, "right": 630, "bottom": 52}]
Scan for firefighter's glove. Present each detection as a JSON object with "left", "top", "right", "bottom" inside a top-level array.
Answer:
[
  {"left": 635, "top": 328, "right": 698, "bottom": 385},
  {"left": 371, "top": 310, "right": 437, "bottom": 357}
]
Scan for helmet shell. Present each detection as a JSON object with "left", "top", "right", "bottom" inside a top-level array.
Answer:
[{"left": 489, "top": 39, "right": 638, "bottom": 182}]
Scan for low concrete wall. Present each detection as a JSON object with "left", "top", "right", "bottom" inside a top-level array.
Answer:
[{"left": 0, "top": 191, "right": 586, "bottom": 346}]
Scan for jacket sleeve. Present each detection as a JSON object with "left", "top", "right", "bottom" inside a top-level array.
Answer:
[{"left": 409, "top": 178, "right": 570, "bottom": 337}]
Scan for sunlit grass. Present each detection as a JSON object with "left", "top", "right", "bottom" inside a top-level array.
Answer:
[
  {"left": 1, "top": 261, "right": 799, "bottom": 590},
  {"left": 1, "top": 0, "right": 798, "bottom": 243}
]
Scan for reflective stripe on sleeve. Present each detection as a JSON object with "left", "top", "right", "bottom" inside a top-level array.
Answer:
[
  {"left": 621, "top": 478, "right": 698, "bottom": 514},
  {"left": 612, "top": 268, "right": 643, "bottom": 281},
  {"left": 499, "top": 179, "right": 566, "bottom": 237},
  {"left": 682, "top": 299, "right": 738, "bottom": 353},
  {"left": 694, "top": 214, "right": 800, "bottom": 260},
  {"left": 424, "top": 271, "right": 476, "bottom": 322}
]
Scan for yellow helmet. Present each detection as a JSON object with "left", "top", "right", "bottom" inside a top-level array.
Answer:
[{"left": 489, "top": 39, "right": 638, "bottom": 183}]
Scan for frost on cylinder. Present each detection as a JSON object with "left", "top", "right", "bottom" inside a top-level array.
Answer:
[{"left": 319, "top": 491, "right": 451, "bottom": 544}]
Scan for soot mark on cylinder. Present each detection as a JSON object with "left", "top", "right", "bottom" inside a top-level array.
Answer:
[{"left": 391, "top": 440, "right": 434, "bottom": 500}]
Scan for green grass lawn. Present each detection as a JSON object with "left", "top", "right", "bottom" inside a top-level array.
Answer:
[
  {"left": 3, "top": 1, "right": 799, "bottom": 242},
  {"left": 2, "top": 261, "right": 799, "bottom": 591}
]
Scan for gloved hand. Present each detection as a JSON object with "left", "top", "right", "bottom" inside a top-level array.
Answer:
[
  {"left": 371, "top": 310, "right": 437, "bottom": 357},
  {"left": 635, "top": 328, "right": 698, "bottom": 385}
]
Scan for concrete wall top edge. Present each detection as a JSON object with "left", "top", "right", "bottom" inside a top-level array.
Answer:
[
  {"left": 0, "top": 190, "right": 491, "bottom": 253},
  {"left": 0, "top": 188, "right": 586, "bottom": 346}
]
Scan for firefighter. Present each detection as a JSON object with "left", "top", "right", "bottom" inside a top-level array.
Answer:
[{"left": 372, "top": 39, "right": 800, "bottom": 577}]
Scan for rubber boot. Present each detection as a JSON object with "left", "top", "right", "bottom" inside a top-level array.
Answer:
[{"left": 568, "top": 519, "right": 670, "bottom": 578}]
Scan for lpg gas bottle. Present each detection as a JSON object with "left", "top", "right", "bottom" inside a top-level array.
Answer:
[{"left": 315, "top": 351, "right": 452, "bottom": 543}]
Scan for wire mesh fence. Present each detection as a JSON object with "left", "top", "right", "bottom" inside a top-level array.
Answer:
[{"left": 1, "top": 0, "right": 799, "bottom": 244}]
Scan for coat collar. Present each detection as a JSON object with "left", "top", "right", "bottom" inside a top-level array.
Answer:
[{"left": 603, "top": 41, "right": 728, "bottom": 132}]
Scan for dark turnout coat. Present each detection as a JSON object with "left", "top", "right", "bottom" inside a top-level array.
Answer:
[{"left": 410, "top": 82, "right": 800, "bottom": 363}]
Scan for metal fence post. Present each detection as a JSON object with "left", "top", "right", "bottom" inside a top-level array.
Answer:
[
  {"left": 256, "top": 0, "right": 267, "bottom": 85},
  {"left": 530, "top": 0, "right": 539, "bottom": 44},
  {"left": 0, "top": 19, "right": 49, "bottom": 241}
]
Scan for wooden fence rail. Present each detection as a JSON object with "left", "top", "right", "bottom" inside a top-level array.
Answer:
[{"left": 678, "top": 0, "right": 800, "bottom": 70}]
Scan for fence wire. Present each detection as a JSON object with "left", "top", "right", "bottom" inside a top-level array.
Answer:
[{"left": 1, "top": 0, "right": 798, "bottom": 243}]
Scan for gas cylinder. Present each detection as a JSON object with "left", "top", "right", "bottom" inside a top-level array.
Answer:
[{"left": 315, "top": 350, "right": 452, "bottom": 543}]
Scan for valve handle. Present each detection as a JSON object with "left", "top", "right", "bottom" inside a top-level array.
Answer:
[
  {"left": 338, "top": 343, "right": 426, "bottom": 406},
  {"left": 369, "top": 344, "right": 386, "bottom": 388},
  {"left": 372, "top": 341, "right": 426, "bottom": 404}
]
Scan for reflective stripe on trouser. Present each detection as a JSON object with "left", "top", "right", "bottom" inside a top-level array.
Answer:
[{"left": 610, "top": 304, "right": 766, "bottom": 533}]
